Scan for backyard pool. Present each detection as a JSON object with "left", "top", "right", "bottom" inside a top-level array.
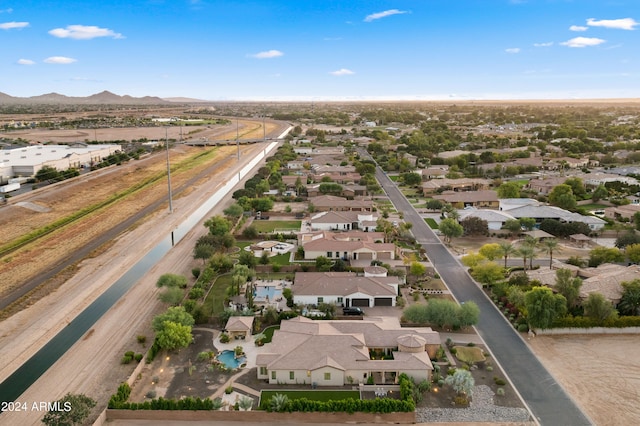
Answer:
[
  {"left": 254, "top": 285, "right": 281, "bottom": 301},
  {"left": 216, "top": 350, "right": 246, "bottom": 369}
]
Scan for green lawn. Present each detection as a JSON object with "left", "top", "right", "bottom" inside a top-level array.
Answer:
[
  {"left": 580, "top": 203, "right": 608, "bottom": 211},
  {"left": 252, "top": 220, "right": 301, "bottom": 233},
  {"left": 453, "top": 346, "right": 486, "bottom": 364},
  {"left": 261, "top": 325, "right": 280, "bottom": 343},
  {"left": 202, "top": 273, "right": 233, "bottom": 317},
  {"left": 424, "top": 218, "right": 438, "bottom": 229},
  {"left": 260, "top": 390, "right": 360, "bottom": 409},
  {"left": 269, "top": 253, "right": 291, "bottom": 266}
]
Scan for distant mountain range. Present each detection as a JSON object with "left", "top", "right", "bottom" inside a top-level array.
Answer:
[{"left": 0, "top": 90, "right": 200, "bottom": 105}]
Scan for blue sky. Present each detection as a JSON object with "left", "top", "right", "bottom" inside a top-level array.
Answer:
[{"left": 1, "top": 1, "right": 638, "bottom": 100}]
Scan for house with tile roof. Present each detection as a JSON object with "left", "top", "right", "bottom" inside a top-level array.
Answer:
[
  {"left": 309, "top": 195, "right": 373, "bottom": 212},
  {"left": 256, "top": 316, "right": 439, "bottom": 386},
  {"left": 433, "top": 190, "right": 499, "bottom": 209},
  {"left": 292, "top": 271, "right": 399, "bottom": 308},
  {"left": 299, "top": 230, "right": 396, "bottom": 262}
]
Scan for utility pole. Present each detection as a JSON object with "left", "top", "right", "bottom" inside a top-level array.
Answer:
[{"left": 166, "top": 128, "right": 173, "bottom": 213}]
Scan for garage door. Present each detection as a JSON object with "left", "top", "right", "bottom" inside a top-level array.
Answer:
[
  {"left": 351, "top": 298, "right": 370, "bottom": 307},
  {"left": 374, "top": 297, "right": 393, "bottom": 306}
]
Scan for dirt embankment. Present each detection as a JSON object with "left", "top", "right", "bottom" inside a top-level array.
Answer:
[{"left": 0, "top": 120, "right": 282, "bottom": 317}]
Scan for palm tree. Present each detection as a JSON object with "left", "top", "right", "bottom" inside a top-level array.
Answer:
[
  {"left": 541, "top": 238, "right": 560, "bottom": 269},
  {"left": 498, "top": 241, "right": 517, "bottom": 269},
  {"left": 522, "top": 236, "right": 539, "bottom": 270},
  {"left": 518, "top": 245, "right": 535, "bottom": 271}
]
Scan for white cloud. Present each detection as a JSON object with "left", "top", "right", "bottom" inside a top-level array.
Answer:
[
  {"left": 0, "top": 21, "right": 29, "bottom": 30},
  {"left": 329, "top": 68, "right": 355, "bottom": 76},
  {"left": 587, "top": 17, "right": 638, "bottom": 30},
  {"left": 560, "top": 37, "right": 606, "bottom": 48},
  {"left": 364, "top": 9, "right": 408, "bottom": 22},
  {"left": 44, "top": 56, "right": 77, "bottom": 64},
  {"left": 505, "top": 48, "right": 521, "bottom": 54},
  {"left": 533, "top": 42, "right": 553, "bottom": 47},
  {"left": 0, "top": 8, "right": 14, "bottom": 13},
  {"left": 17, "top": 59, "right": 35, "bottom": 65},
  {"left": 250, "top": 50, "right": 284, "bottom": 59},
  {"left": 48, "top": 25, "right": 123, "bottom": 40},
  {"left": 569, "top": 25, "right": 588, "bottom": 32}
]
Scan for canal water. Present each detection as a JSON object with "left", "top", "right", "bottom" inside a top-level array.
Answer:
[{"left": 0, "top": 141, "right": 280, "bottom": 406}]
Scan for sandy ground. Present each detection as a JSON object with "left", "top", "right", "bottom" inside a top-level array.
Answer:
[
  {"left": 0, "top": 121, "right": 282, "bottom": 424},
  {"left": 528, "top": 335, "right": 640, "bottom": 426}
]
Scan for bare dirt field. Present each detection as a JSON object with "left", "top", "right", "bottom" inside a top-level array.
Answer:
[
  {"left": 528, "top": 335, "right": 640, "bottom": 426},
  {"left": 0, "top": 119, "right": 283, "bottom": 425}
]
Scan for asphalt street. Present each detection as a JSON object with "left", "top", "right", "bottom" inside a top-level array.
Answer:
[{"left": 369, "top": 154, "right": 593, "bottom": 426}]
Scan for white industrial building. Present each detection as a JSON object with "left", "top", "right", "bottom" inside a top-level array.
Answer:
[{"left": 0, "top": 143, "right": 121, "bottom": 183}]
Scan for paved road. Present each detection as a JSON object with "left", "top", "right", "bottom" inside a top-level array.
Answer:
[{"left": 367, "top": 155, "right": 592, "bottom": 426}]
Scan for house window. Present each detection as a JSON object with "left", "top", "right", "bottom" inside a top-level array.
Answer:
[
  {"left": 271, "top": 371, "right": 276, "bottom": 380},
  {"left": 324, "top": 372, "right": 331, "bottom": 380},
  {"left": 289, "top": 371, "right": 295, "bottom": 380},
  {"left": 317, "top": 297, "right": 324, "bottom": 304},
  {"left": 335, "top": 252, "right": 339, "bottom": 258},
  {"left": 337, "top": 297, "right": 343, "bottom": 304},
  {"left": 260, "top": 367, "right": 267, "bottom": 375},
  {"left": 327, "top": 252, "right": 332, "bottom": 258}
]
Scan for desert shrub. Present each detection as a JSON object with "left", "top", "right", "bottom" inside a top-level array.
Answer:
[
  {"left": 124, "top": 350, "right": 135, "bottom": 358},
  {"left": 496, "top": 388, "right": 505, "bottom": 396},
  {"left": 494, "top": 377, "right": 506, "bottom": 386},
  {"left": 134, "top": 353, "right": 143, "bottom": 362},
  {"left": 517, "top": 323, "right": 529, "bottom": 332},
  {"left": 197, "top": 351, "right": 213, "bottom": 361},
  {"left": 137, "top": 335, "right": 146, "bottom": 345},
  {"left": 225, "top": 385, "right": 234, "bottom": 395},
  {"left": 219, "top": 333, "right": 230, "bottom": 343},
  {"left": 121, "top": 355, "right": 132, "bottom": 364},
  {"left": 454, "top": 395, "right": 469, "bottom": 406},
  {"left": 146, "top": 390, "right": 157, "bottom": 399},
  {"left": 192, "top": 268, "right": 201, "bottom": 279}
]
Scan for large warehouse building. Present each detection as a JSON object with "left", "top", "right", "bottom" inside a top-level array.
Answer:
[{"left": 0, "top": 143, "right": 121, "bottom": 183}]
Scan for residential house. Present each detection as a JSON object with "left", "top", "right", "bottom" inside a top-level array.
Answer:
[
  {"left": 256, "top": 316, "right": 439, "bottom": 386},
  {"left": 458, "top": 208, "right": 516, "bottom": 231},
  {"left": 527, "top": 177, "right": 567, "bottom": 195},
  {"left": 421, "top": 166, "right": 449, "bottom": 180},
  {"left": 434, "top": 190, "right": 499, "bottom": 209},
  {"left": 293, "top": 271, "right": 399, "bottom": 307},
  {"left": 309, "top": 195, "right": 373, "bottom": 212},
  {"left": 605, "top": 204, "right": 640, "bottom": 221},
  {"left": 309, "top": 211, "right": 379, "bottom": 232},
  {"left": 499, "top": 198, "right": 540, "bottom": 211},
  {"left": 300, "top": 230, "right": 395, "bottom": 262},
  {"left": 506, "top": 204, "right": 606, "bottom": 231},
  {"left": 579, "top": 264, "right": 640, "bottom": 305}
]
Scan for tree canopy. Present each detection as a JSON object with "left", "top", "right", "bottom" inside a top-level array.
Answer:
[
  {"left": 156, "top": 320, "right": 193, "bottom": 351},
  {"left": 524, "top": 286, "right": 567, "bottom": 329},
  {"left": 41, "top": 393, "right": 96, "bottom": 426}
]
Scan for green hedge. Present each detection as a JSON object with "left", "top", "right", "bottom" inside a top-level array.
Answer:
[
  {"left": 262, "top": 397, "right": 414, "bottom": 413},
  {"left": 551, "top": 315, "right": 640, "bottom": 328}
]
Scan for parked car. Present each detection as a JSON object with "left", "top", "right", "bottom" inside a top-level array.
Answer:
[{"left": 342, "top": 307, "right": 364, "bottom": 316}]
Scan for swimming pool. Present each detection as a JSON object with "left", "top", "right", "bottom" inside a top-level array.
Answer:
[
  {"left": 216, "top": 350, "right": 246, "bottom": 369},
  {"left": 254, "top": 285, "right": 281, "bottom": 301}
]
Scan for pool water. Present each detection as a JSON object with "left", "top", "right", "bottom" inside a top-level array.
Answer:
[
  {"left": 216, "top": 350, "right": 246, "bottom": 368},
  {"left": 254, "top": 285, "right": 281, "bottom": 301}
]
